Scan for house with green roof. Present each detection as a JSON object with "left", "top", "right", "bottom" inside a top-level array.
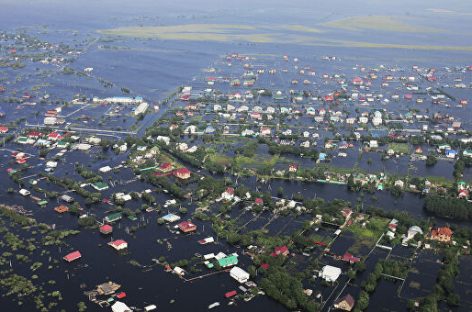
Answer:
[
  {"left": 104, "top": 212, "right": 122, "bottom": 223},
  {"left": 217, "top": 255, "right": 238, "bottom": 268},
  {"left": 56, "top": 140, "right": 69, "bottom": 149},
  {"left": 464, "top": 149, "right": 472, "bottom": 158},
  {"left": 91, "top": 182, "right": 109, "bottom": 191}
]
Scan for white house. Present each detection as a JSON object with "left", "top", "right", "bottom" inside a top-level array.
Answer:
[
  {"left": 177, "top": 142, "right": 188, "bottom": 152},
  {"left": 230, "top": 266, "right": 250, "bottom": 283},
  {"left": 111, "top": 301, "right": 132, "bottom": 312},
  {"left": 156, "top": 136, "right": 170, "bottom": 145},
  {"left": 19, "top": 189, "right": 31, "bottom": 196},
  {"left": 99, "top": 166, "right": 112, "bottom": 173},
  {"left": 319, "top": 265, "right": 341, "bottom": 282},
  {"left": 46, "top": 161, "right": 58, "bottom": 168},
  {"left": 241, "top": 129, "right": 255, "bottom": 137},
  {"left": 184, "top": 125, "right": 197, "bottom": 134},
  {"left": 369, "top": 140, "right": 378, "bottom": 148}
]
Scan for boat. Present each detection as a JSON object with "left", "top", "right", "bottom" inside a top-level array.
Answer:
[
  {"left": 144, "top": 304, "right": 157, "bottom": 311},
  {"left": 208, "top": 302, "right": 220, "bottom": 309}
]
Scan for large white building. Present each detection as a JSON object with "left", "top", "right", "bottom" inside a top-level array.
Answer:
[
  {"left": 134, "top": 102, "right": 149, "bottom": 115},
  {"left": 93, "top": 96, "right": 143, "bottom": 104},
  {"left": 44, "top": 116, "right": 57, "bottom": 125},
  {"left": 230, "top": 266, "right": 250, "bottom": 283}
]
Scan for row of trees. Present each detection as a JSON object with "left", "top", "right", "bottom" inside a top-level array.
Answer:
[{"left": 424, "top": 194, "right": 472, "bottom": 221}]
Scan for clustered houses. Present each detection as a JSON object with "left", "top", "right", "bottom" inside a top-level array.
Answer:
[
  {"left": 139, "top": 58, "right": 472, "bottom": 210},
  {"left": 168, "top": 55, "right": 472, "bottom": 167},
  {"left": 2, "top": 45, "right": 472, "bottom": 312},
  {"left": 15, "top": 130, "right": 100, "bottom": 152}
]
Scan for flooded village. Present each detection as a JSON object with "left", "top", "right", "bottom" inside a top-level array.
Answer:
[{"left": 1, "top": 1, "right": 472, "bottom": 312}]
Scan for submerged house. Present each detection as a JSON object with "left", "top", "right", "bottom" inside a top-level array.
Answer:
[
  {"left": 334, "top": 294, "right": 356, "bottom": 311},
  {"left": 230, "top": 266, "right": 250, "bottom": 283},
  {"left": 63, "top": 250, "right": 81, "bottom": 263},
  {"left": 99, "top": 224, "right": 113, "bottom": 235},
  {"left": 108, "top": 239, "right": 128, "bottom": 251},
  {"left": 104, "top": 212, "right": 122, "bottom": 223},
  {"left": 217, "top": 254, "right": 239, "bottom": 268},
  {"left": 91, "top": 182, "right": 109, "bottom": 191},
  {"left": 54, "top": 205, "right": 69, "bottom": 213},
  {"left": 178, "top": 221, "right": 197, "bottom": 233},
  {"left": 162, "top": 213, "right": 181, "bottom": 223}
]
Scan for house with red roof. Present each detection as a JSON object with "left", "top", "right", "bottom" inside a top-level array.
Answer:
[
  {"left": 16, "top": 158, "right": 27, "bottom": 164},
  {"left": 27, "top": 131, "right": 43, "bottom": 138},
  {"left": 430, "top": 226, "right": 453, "bottom": 243},
  {"left": 222, "top": 187, "right": 235, "bottom": 201},
  {"left": 178, "top": 221, "right": 197, "bottom": 233},
  {"left": 254, "top": 197, "right": 264, "bottom": 205},
  {"left": 352, "top": 76, "right": 363, "bottom": 86},
  {"left": 458, "top": 189, "right": 469, "bottom": 199},
  {"left": 260, "top": 126, "right": 271, "bottom": 137},
  {"left": 63, "top": 250, "right": 81, "bottom": 263},
  {"left": 341, "top": 252, "right": 360, "bottom": 264},
  {"left": 48, "top": 131, "right": 63, "bottom": 141},
  {"left": 0, "top": 126, "right": 8, "bottom": 133},
  {"left": 54, "top": 205, "right": 69, "bottom": 214},
  {"left": 173, "top": 167, "right": 191, "bottom": 180},
  {"left": 250, "top": 112, "right": 262, "bottom": 120},
  {"left": 324, "top": 94, "right": 334, "bottom": 102},
  {"left": 341, "top": 208, "right": 352, "bottom": 219},
  {"left": 288, "top": 163, "right": 298, "bottom": 173},
  {"left": 108, "top": 239, "right": 128, "bottom": 250},
  {"left": 99, "top": 224, "right": 113, "bottom": 235},
  {"left": 158, "top": 162, "right": 174, "bottom": 173},
  {"left": 260, "top": 263, "right": 270, "bottom": 270},
  {"left": 45, "top": 109, "right": 58, "bottom": 117},
  {"left": 271, "top": 245, "right": 289, "bottom": 257}
]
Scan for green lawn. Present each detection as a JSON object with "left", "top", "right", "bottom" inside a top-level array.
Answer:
[
  {"left": 347, "top": 216, "right": 389, "bottom": 254},
  {"left": 388, "top": 143, "right": 410, "bottom": 154}
]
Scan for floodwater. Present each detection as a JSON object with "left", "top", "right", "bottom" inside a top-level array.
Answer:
[{"left": 1, "top": 0, "right": 472, "bottom": 311}]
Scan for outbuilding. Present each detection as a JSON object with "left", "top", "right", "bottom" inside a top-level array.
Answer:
[{"left": 63, "top": 250, "right": 81, "bottom": 263}]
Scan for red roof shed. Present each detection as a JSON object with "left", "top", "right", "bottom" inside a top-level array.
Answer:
[
  {"left": 178, "top": 221, "right": 197, "bottom": 233},
  {"left": 63, "top": 250, "right": 82, "bottom": 262},
  {"left": 225, "top": 290, "right": 237, "bottom": 298}
]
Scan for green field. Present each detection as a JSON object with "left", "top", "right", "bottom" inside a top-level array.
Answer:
[
  {"left": 388, "top": 143, "right": 410, "bottom": 154},
  {"left": 347, "top": 216, "right": 389, "bottom": 254},
  {"left": 323, "top": 16, "right": 441, "bottom": 33},
  {"left": 98, "top": 22, "right": 472, "bottom": 52}
]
